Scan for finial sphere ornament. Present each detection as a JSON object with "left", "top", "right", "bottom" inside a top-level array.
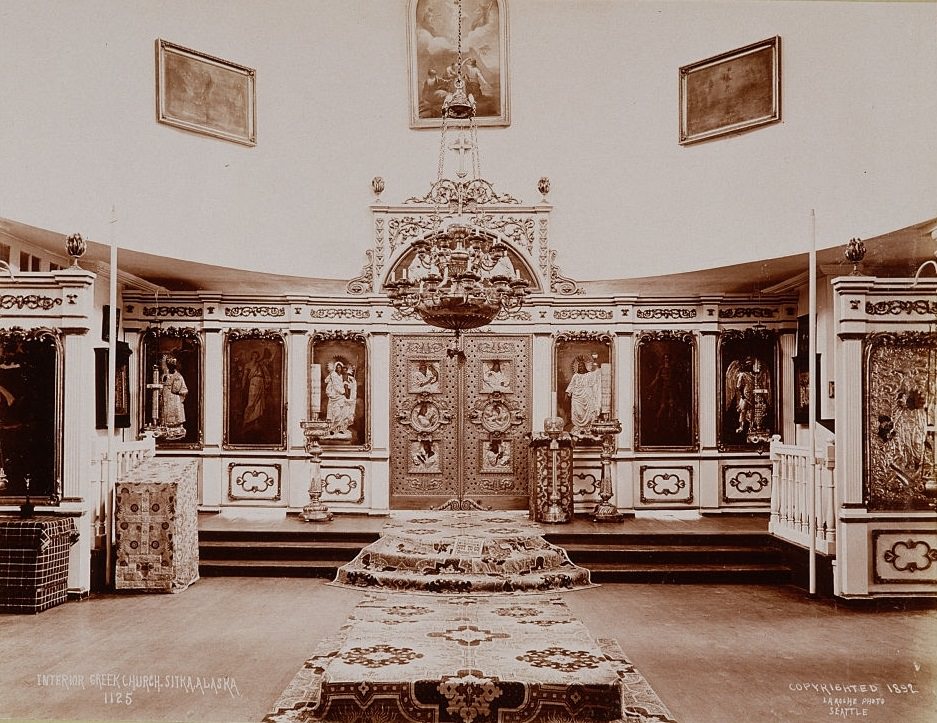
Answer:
[
  {"left": 65, "top": 233, "right": 87, "bottom": 268},
  {"left": 844, "top": 237, "right": 866, "bottom": 276},
  {"left": 371, "top": 176, "right": 385, "bottom": 198},
  {"left": 538, "top": 176, "right": 551, "bottom": 200}
]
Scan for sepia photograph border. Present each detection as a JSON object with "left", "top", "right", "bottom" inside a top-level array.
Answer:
[
  {"left": 156, "top": 38, "right": 257, "bottom": 146},
  {"left": 679, "top": 35, "right": 780, "bottom": 145}
]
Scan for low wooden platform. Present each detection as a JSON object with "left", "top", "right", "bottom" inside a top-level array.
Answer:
[{"left": 198, "top": 511, "right": 791, "bottom": 585}]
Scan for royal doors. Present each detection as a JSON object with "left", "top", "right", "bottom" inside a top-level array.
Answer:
[{"left": 390, "top": 334, "right": 531, "bottom": 510}]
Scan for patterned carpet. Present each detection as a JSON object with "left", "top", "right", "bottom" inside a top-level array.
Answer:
[
  {"left": 263, "top": 593, "right": 677, "bottom": 723},
  {"left": 331, "top": 511, "right": 595, "bottom": 595}
]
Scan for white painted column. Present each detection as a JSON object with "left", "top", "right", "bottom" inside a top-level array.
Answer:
[
  {"left": 699, "top": 330, "right": 719, "bottom": 451},
  {"left": 62, "top": 329, "right": 93, "bottom": 593},
  {"left": 779, "top": 330, "right": 796, "bottom": 444},
  {"left": 532, "top": 332, "right": 553, "bottom": 431},
  {"left": 201, "top": 327, "right": 224, "bottom": 508},
  {"left": 836, "top": 334, "right": 865, "bottom": 508},
  {"left": 368, "top": 332, "right": 391, "bottom": 513},
  {"left": 287, "top": 330, "right": 308, "bottom": 450},
  {"left": 613, "top": 331, "right": 635, "bottom": 513}
]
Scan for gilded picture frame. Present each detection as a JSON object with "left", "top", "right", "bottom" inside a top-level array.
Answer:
[
  {"left": 95, "top": 342, "right": 132, "bottom": 430},
  {"left": 140, "top": 327, "right": 203, "bottom": 449},
  {"left": 308, "top": 332, "right": 369, "bottom": 449},
  {"left": 679, "top": 36, "right": 780, "bottom": 145},
  {"left": 156, "top": 38, "right": 256, "bottom": 146},
  {"left": 717, "top": 328, "right": 779, "bottom": 451},
  {"left": 0, "top": 327, "right": 63, "bottom": 506},
  {"left": 863, "top": 332, "right": 936, "bottom": 511},
  {"left": 635, "top": 331, "right": 698, "bottom": 451},
  {"left": 408, "top": 0, "right": 510, "bottom": 128},
  {"left": 224, "top": 330, "right": 286, "bottom": 449},
  {"left": 553, "top": 332, "right": 613, "bottom": 442}
]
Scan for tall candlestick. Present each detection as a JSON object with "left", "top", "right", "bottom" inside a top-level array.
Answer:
[{"left": 310, "top": 364, "right": 321, "bottom": 417}]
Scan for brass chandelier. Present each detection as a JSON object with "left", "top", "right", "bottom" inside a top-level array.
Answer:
[{"left": 385, "top": 0, "right": 530, "bottom": 338}]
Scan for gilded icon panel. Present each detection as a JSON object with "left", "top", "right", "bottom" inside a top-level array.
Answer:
[
  {"left": 864, "top": 332, "right": 936, "bottom": 511},
  {"left": 409, "top": 438, "right": 441, "bottom": 474},
  {"left": 141, "top": 328, "right": 202, "bottom": 448},
  {"left": 636, "top": 332, "right": 697, "bottom": 451},
  {"left": 718, "top": 329, "right": 778, "bottom": 451},
  {"left": 480, "top": 439, "right": 512, "bottom": 473},
  {"left": 0, "top": 328, "right": 62, "bottom": 505},
  {"left": 553, "top": 333, "right": 612, "bottom": 440},
  {"left": 224, "top": 331, "right": 286, "bottom": 449},
  {"left": 309, "top": 333, "right": 368, "bottom": 447}
]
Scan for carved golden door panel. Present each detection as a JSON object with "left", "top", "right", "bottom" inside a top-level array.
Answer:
[{"left": 390, "top": 334, "right": 531, "bottom": 510}]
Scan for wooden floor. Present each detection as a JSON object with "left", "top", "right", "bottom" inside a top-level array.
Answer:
[{"left": 0, "top": 578, "right": 934, "bottom": 723}]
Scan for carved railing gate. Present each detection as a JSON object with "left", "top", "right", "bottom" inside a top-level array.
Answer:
[{"left": 390, "top": 334, "right": 531, "bottom": 510}]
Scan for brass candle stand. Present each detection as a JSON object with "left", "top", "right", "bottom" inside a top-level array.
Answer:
[
  {"left": 591, "top": 414, "right": 624, "bottom": 523},
  {"left": 541, "top": 416, "right": 567, "bottom": 524},
  {"left": 301, "top": 419, "right": 333, "bottom": 523}
]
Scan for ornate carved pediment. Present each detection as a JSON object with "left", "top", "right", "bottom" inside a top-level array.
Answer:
[{"left": 348, "top": 176, "right": 582, "bottom": 297}]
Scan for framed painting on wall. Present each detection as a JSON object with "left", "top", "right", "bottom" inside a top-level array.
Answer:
[
  {"left": 0, "top": 327, "right": 63, "bottom": 505},
  {"left": 553, "top": 332, "right": 613, "bottom": 441},
  {"left": 140, "top": 327, "right": 202, "bottom": 448},
  {"left": 156, "top": 38, "right": 257, "bottom": 146},
  {"left": 679, "top": 36, "right": 780, "bottom": 145},
  {"left": 408, "top": 0, "right": 510, "bottom": 128},
  {"left": 308, "top": 331, "right": 369, "bottom": 448},
  {"left": 635, "top": 331, "right": 697, "bottom": 450},
  {"left": 718, "top": 328, "right": 779, "bottom": 451},
  {"left": 95, "top": 342, "right": 132, "bottom": 430},
  {"left": 224, "top": 330, "right": 286, "bottom": 449}
]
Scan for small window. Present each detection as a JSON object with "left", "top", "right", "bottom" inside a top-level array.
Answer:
[
  {"left": 0, "top": 243, "right": 10, "bottom": 264},
  {"left": 19, "top": 251, "right": 29, "bottom": 271},
  {"left": 30, "top": 256, "right": 41, "bottom": 272}
]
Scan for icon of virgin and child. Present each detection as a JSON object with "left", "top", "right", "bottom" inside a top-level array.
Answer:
[{"left": 323, "top": 359, "right": 358, "bottom": 439}]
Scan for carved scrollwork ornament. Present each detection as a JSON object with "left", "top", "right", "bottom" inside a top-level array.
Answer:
[
  {"left": 143, "top": 305, "right": 201, "bottom": 318},
  {"left": 311, "top": 330, "right": 367, "bottom": 342},
  {"left": 721, "top": 326, "right": 776, "bottom": 342},
  {"left": 346, "top": 249, "right": 374, "bottom": 296},
  {"left": 637, "top": 329, "right": 696, "bottom": 346},
  {"left": 142, "top": 325, "right": 200, "bottom": 341},
  {"left": 554, "top": 330, "right": 613, "bottom": 345},
  {"left": 225, "top": 328, "right": 285, "bottom": 341}
]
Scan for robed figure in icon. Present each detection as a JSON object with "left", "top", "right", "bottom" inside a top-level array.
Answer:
[
  {"left": 325, "top": 361, "right": 357, "bottom": 438},
  {"left": 241, "top": 349, "right": 271, "bottom": 434},
  {"left": 565, "top": 355, "right": 602, "bottom": 436},
  {"left": 159, "top": 354, "right": 188, "bottom": 440},
  {"left": 482, "top": 359, "right": 510, "bottom": 393},
  {"left": 725, "top": 356, "right": 771, "bottom": 438}
]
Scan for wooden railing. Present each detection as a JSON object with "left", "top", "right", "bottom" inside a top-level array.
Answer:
[
  {"left": 769, "top": 434, "right": 837, "bottom": 555},
  {"left": 114, "top": 434, "right": 157, "bottom": 480},
  {"left": 91, "top": 434, "right": 157, "bottom": 537}
]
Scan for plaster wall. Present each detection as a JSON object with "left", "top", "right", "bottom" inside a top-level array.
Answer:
[{"left": 0, "top": 1, "right": 934, "bottom": 283}]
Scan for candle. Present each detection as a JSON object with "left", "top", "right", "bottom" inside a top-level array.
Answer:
[
  {"left": 600, "top": 363, "right": 612, "bottom": 414},
  {"left": 310, "top": 363, "right": 321, "bottom": 416}
]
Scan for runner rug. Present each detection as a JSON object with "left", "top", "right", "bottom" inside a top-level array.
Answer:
[
  {"left": 263, "top": 592, "right": 677, "bottom": 723},
  {"left": 331, "top": 511, "right": 594, "bottom": 595}
]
